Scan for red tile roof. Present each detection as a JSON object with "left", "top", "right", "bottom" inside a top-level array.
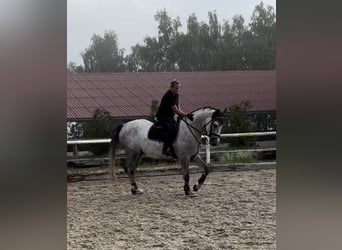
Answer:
[{"left": 67, "top": 71, "right": 275, "bottom": 120}]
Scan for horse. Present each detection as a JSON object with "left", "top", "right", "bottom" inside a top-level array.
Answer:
[{"left": 109, "top": 107, "right": 225, "bottom": 196}]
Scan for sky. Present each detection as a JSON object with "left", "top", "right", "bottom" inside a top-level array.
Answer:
[{"left": 67, "top": 0, "right": 276, "bottom": 65}]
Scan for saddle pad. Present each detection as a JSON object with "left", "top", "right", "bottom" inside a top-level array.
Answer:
[{"left": 147, "top": 124, "right": 165, "bottom": 142}]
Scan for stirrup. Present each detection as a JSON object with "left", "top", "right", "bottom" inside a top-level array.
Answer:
[
  {"left": 163, "top": 148, "right": 173, "bottom": 156},
  {"left": 163, "top": 148, "right": 177, "bottom": 158}
]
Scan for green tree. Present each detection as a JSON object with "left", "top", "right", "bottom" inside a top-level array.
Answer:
[
  {"left": 125, "top": 2, "right": 276, "bottom": 72},
  {"left": 183, "top": 13, "right": 201, "bottom": 71},
  {"left": 231, "top": 15, "right": 249, "bottom": 69},
  {"left": 154, "top": 9, "right": 182, "bottom": 71},
  {"left": 125, "top": 44, "right": 143, "bottom": 72},
  {"left": 83, "top": 108, "right": 113, "bottom": 155},
  {"left": 138, "top": 37, "right": 161, "bottom": 72},
  {"left": 67, "top": 61, "right": 84, "bottom": 73},
  {"left": 207, "top": 11, "right": 224, "bottom": 70},
  {"left": 247, "top": 2, "right": 276, "bottom": 69},
  {"left": 126, "top": 10, "right": 183, "bottom": 72},
  {"left": 82, "top": 31, "right": 126, "bottom": 72},
  {"left": 172, "top": 32, "right": 189, "bottom": 71},
  {"left": 221, "top": 20, "right": 237, "bottom": 70},
  {"left": 180, "top": 20, "right": 212, "bottom": 71}
]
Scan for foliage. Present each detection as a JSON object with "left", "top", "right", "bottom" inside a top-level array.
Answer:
[
  {"left": 225, "top": 100, "right": 256, "bottom": 147},
  {"left": 221, "top": 151, "right": 253, "bottom": 164},
  {"left": 247, "top": 2, "right": 276, "bottom": 69},
  {"left": 149, "top": 100, "right": 159, "bottom": 121},
  {"left": 67, "top": 62, "right": 84, "bottom": 73},
  {"left": 82, "top": 31, "right": 126, "bottom": 72},
  {"left": 83, "top": 108, "right": 113, "bottom": 155},
  {"left": 75, "top": 2, "right": 275, "bottom": 72},
  {"left": 126, "top": 2, "right": 276, "bottom": 72}
]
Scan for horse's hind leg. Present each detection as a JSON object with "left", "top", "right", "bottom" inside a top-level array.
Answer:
[
  {"left": 192, "top": 154, "right": 210, "bottom": 192},
  {"left": 125, "top": 152, "right": 144, "bottom": 195},
  {"left": 130, "top": 152, "right": 144, "bottom": 194}
]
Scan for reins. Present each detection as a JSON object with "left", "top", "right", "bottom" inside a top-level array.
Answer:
[
  {"left": 182, "top": 114, "right": 221, "bottom": 144},
  {"left": 182, "top": 117, "right": 205, "bottom": 144}
]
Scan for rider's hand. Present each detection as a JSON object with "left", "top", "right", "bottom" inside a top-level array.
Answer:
[{"left": 186, "top": 113, "right": 194, "bottom": 121}]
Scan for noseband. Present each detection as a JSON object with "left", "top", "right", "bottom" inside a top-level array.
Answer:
[{"left": 208, "top": 121, "right": 222, "bottom": 139}]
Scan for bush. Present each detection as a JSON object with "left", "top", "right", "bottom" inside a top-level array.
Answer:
[
  {"left": 83, "top": 108, "right": 113, "bottom": 155},
  {"left": 225, "top": 100, "right": 256, "bottom": 147},
  {"left": 221, "top": 151, "right": 253, "bottom": 163},
  {"left": 149, "top": 99, "right": 159, "bottom": 121}
]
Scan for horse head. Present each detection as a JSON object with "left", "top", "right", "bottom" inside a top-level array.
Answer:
[
  {"left": 186, "top": 107, "right": 225, "bottom": 146},
  {"left": 206, "top": 108, "right": 226, "bottom": 146}
]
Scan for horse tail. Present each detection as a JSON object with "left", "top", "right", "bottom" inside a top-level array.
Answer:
[{"left": 109, "top": 123, "right": 123, "bottom": 181}]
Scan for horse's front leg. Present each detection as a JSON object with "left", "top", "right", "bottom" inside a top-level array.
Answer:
[
  {"left": 180, "top": 157, "right": 192, "bottom": 195},
  {"left": 192, "top": 154, "right": 210, "bottom": 192}
]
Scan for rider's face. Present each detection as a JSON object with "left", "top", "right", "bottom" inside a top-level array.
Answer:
[{"left": 171, "top": 84, "right": 180, "bottom": 94}]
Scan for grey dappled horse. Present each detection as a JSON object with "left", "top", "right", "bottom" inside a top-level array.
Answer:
[{"left": 109, "top": 107, "right": 225, "bottom": 195}]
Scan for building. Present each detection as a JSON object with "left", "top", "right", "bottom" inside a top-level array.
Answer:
[{"left": 67, "top": 70, "right": 275, "bottom": 125}]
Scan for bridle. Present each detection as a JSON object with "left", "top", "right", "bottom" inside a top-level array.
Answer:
[
  {"left": 208, "top": 118, "right": 223, "bottom": 139},
  {"left": 182, "top": 113, "right": 223, "bottom": 144}
]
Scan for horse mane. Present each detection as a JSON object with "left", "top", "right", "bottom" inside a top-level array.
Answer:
[
  {"left": 189, "top": 107, "right": 225, "bottom": 122},
  {"left": 190, "top": 106, "right": 218, "bottom": 114}
]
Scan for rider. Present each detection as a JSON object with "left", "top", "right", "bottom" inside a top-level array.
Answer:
[{"left": 156, "top": 79, "right": 193, "bottom": 157}]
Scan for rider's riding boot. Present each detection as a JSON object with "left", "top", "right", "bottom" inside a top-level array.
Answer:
[
  {"left": 169, "top": 145, "right": 177, "bottom": 158},
  {"left": 163, "top": 145, "right": 177, "bottom": 158}
]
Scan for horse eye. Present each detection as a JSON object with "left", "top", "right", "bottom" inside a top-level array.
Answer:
[{"left": 213, "top": 123, "right": 218, "bottom": 128}]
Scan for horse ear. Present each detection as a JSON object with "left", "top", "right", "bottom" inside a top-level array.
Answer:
[
  {"left": 215, "top": 108, "right": 226, "bottom": 120},
  {"left": 214, "top": 109, "right": 224, "bottom": 119},
  {"left": 216, "top": 108, "right": 227, "bottom": 116}
]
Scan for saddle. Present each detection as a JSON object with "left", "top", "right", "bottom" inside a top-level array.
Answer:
[
  {"left": 147, "top": 118, "right": 181, "bottom": 142},
  {"left": 147, "top": 121, "right": 166, "bottom": 142}
]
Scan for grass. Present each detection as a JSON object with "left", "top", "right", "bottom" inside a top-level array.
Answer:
[{"left": 219, "top": 151, "right": 254, "bottom": 164}]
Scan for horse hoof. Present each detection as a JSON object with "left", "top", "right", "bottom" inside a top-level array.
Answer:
[
  {"left": 185, "top": 191, "right": 197, "bottom": 197},
  {"left": 193, "top": 184, "right": 200, "bottom": 192},
  {"left": 131, "top": 188, "right": 144, "bottom": 195}
]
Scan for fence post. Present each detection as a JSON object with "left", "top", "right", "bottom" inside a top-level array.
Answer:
[
  {"left": 204, "top": 136, "right": 210, "bottom": 164},
  {"left": 72, "top": 144, "right": 79, "bottom": 159}
]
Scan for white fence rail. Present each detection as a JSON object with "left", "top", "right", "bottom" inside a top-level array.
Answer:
[
  {"left": 67, "top": 131, "right": 276, "bottom": 163},
  {"left": 67, "top": 139, "right": 111, "bottom": 144},
  {"left": 220, "top": 131, "right": 276, "bottom": 138}
]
